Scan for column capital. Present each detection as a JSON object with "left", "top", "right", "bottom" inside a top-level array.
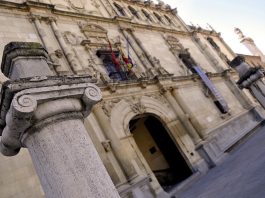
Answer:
[
  {"left": 28, "top": 14, "right": 57, "bottom": 23},
  {"left": 0, "top": 80, "right": 101, "bottom": 156},
  {"left": 158, "top": 84, "right": 174, "bottom": 94}
]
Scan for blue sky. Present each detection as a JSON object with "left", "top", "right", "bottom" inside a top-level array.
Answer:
[{"left": 161, "top": 0, "right": 265, "bottom": 55}]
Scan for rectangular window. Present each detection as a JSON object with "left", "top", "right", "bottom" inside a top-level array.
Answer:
[{"left": 97, "top": 50, "right": 132, "bottom": 81}]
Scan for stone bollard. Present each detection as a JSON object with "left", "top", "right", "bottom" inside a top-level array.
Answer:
[
  {"left": 230, "top": 56, "right": 265, "bottom": 109},
  {"left": 0, "top": 42, "right": 120, "bottom": 198}
]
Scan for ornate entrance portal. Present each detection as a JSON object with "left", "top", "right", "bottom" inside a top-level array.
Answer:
[{"left": 129, "top": 115, "right": 192, "bottom": 191}]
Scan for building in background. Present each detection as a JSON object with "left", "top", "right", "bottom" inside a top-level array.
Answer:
[
  {"left": 235, "top": 28, "right": 265, "bottom": 67},
  {"left": 236, "top": 53, "right": 265, "bottom": 68},
  {"left": 0, "top": 0, "right": 263, "bottom": 197}
]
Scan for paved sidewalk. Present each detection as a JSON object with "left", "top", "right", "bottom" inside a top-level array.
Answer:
[{"left": 175, "top": 125, "right": 265, "bottom": 198}]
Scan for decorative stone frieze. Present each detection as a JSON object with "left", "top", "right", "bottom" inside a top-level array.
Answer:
[
  {"left": 79, "top": 22, "right": 109, "bottom": 47},
  {"left": 63, "top": 31, "right": 81, "bottom": 46},
  {"left": 130, "top": 101, "right": 146, "bottom": 114},
  {"left": 50, "top": 18, "right": 85, "bottom": 74},
  {"left": 101, "top": 98, "right": 122, "bottom": 117},
  {"left": 29, "top": 15, "right": 70, "bottom": 75}
]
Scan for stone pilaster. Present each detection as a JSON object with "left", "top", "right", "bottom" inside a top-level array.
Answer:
[
  {"left": 121, "top": 29, "right": 157, "bottom": 77},
  {"left": 161, "top": 88, "right": 203, "bottom": 144},
  {"left": 0, "top": 42, "right": 120, "bottom": 198},
  {"left": 129, "top": 31, "right": 156, "bottom": 68},
  {"left": 223, "top": 71, "right": 254, "bottom": 109},
  {"left": 50, "top": 19, "right": 85, "bottom": 74},
  {"left": 30, "top": 15, "right": 69, "bottom": 75},
  {"left": 193, "top": 33, "right": 224, "bottom": 72},
  {"left": 93, "top": 105, "right": 145, "bottom": 180},
  {"left": 171, "top": 87, "right": 206, "bottom": 136},
  {"left": 102, "top": 0, "right": 120, "bottom": 17}
]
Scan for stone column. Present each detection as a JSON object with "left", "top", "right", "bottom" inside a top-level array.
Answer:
[
  {"left": 193, "top": 34, "right": 224, "bottom": 72},
  {"left": 93, "top": 105, "right": 141, "bottom": 181},
  {"left": 0, "top": 42, "right": 120, "bottom": 198},
  {"left": 31, "top": 15, "right": 69, "bottom": 75},
  {"left": 50, "top": 19, "right": 84, "bottom": 74},
  {"left": 92, "top": 105, "right": 156, "bottom": 197},
  {"left": 171, "top": 88, "right": 206, "bottom": 135},
  {"left": 99, "top": 0, "right": 117, "bottom": 17},
  {"left": 224, "top": 71, "right": 254, "bottom": 109},
  {"left": 129, "top": 31, "right": 156, "bottom": 68},
  {"left": 230, "top": 56, "right": 265, "bottom": 108},
  {"left": 121, "top": 29, "right": 157, "bottom": 77},
  {"left": 161, "top": 88, "right": 203, "bottom": 144}
]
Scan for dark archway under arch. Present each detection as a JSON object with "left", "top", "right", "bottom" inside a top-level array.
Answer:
[{"left": 129, "top": 115, "right": 192, "bottom": 191}]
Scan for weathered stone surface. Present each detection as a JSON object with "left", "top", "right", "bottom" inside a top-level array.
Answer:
[
  {"left": 23, "top": 118, "right": 120, "bottom": 198},
  {"left": 0, "top": 81, "right": 102, "bottom": 156},
  {"left": 230, "top": 56, "right": 265, "bottom": 108},
  {"left": 0, "top": 1, "right": 264, "bottom": 198},
  {"left": 1, "top": 42, "right": 52, "bottom": 78},
  {"left": 0, "top": 40, "right": 121, "bottom": 198}
]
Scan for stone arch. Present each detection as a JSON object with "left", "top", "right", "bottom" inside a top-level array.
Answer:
[
  {"left": 109, "top": 95, "right": 195, "bottom": 192},
  {"left": 128, "top": 6, "right": 139, "bottom": 19},
  {"left": 142, "top": 9, "right": 153, "bottom": 22},
  {"left": 113, "top": 2, "right": 126, "bottom": 16},
  {"left": 153, "top": 12, "right": 163, "bottom": 23},
  {"left": 164, "top": 15, "right": 172, "bottom": 24},
  {"left": 110, "top": 95, "right": 176, "bottom": 138}
]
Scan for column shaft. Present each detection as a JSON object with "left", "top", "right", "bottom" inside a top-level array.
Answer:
[
  {"left": 121, "top": 30, "right": 152, "bottom": 71},
  {"left": 171, "top": 89, "right": 206, "bottom": 135},
  {"left": 93, "top": 106, "right": 140, "bottom": 181},
  {"left": 50, "top": 20, "right": 84, "bottom": 74},
  {"left": 193, "top": 35, "right": 224, "bottom": 72},
  {"left": 33, "top": 18, "right": 68, "bottom": 74},
  {"left": 225, "top": 75, "right": 253, "bottom": 109},
  {"left": 163, "top": 90, "right": 202, "bottom": 144},
  {"left": 23, "top": 117, "right": 120, "bottom": 198}
]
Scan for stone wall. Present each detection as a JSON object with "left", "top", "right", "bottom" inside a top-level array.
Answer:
[{"left": 0, "top": 0, "right": 263, "bottom": 198}]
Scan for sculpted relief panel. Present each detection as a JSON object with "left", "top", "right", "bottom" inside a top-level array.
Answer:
[
  {"left": 164, "top": 35, "right": 192, "bottom": 75},
  {"left": 79, "top": 23, "right": 109, "bottom": 47},
  {"left": 63, "top": 31, "right": 83, "bottom": 46},
  {"left": 46, "top": 0, "right": 101, "bottom": 15},
  {"left": 165, "top": 35, "right": 186, "bottom": 54}
]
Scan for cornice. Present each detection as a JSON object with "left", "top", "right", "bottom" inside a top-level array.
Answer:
[
  {"left": 113, "top": 0, "right": 176, "bottom": 14},
  {"left": 0, "top": 1, "right": 192, "bottom": 37},
  {"left": 190, "top": 28, "right": 220, "bottom": 37},
  {"left": 130, "top": 22, "right": 190, "bottom": 35},
  {"left": 98, "top": 70, "right": 234, "bottom": 94},
  {"left": 24, "top": 0, "right": 55, "bottom": 9},
  {"left": 0, "top": 0, "right": 28, "bottom": 10}
]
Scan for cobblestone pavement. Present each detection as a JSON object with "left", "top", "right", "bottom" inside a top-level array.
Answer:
[{"left": 175, "top": 125, "right": 265, "bottom": 198}]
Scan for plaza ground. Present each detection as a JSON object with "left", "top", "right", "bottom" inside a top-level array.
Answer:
[{"left": 174, "top": 124, "right": 265, "bottom": 198}]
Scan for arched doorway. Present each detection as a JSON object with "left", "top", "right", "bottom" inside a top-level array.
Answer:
[{"left": 129, "top": 115, "right": 192, "bottom": 191}]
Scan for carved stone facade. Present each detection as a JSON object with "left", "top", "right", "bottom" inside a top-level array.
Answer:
[{"left": 0, "top": 1, "right": 264, "bottom": 198}]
